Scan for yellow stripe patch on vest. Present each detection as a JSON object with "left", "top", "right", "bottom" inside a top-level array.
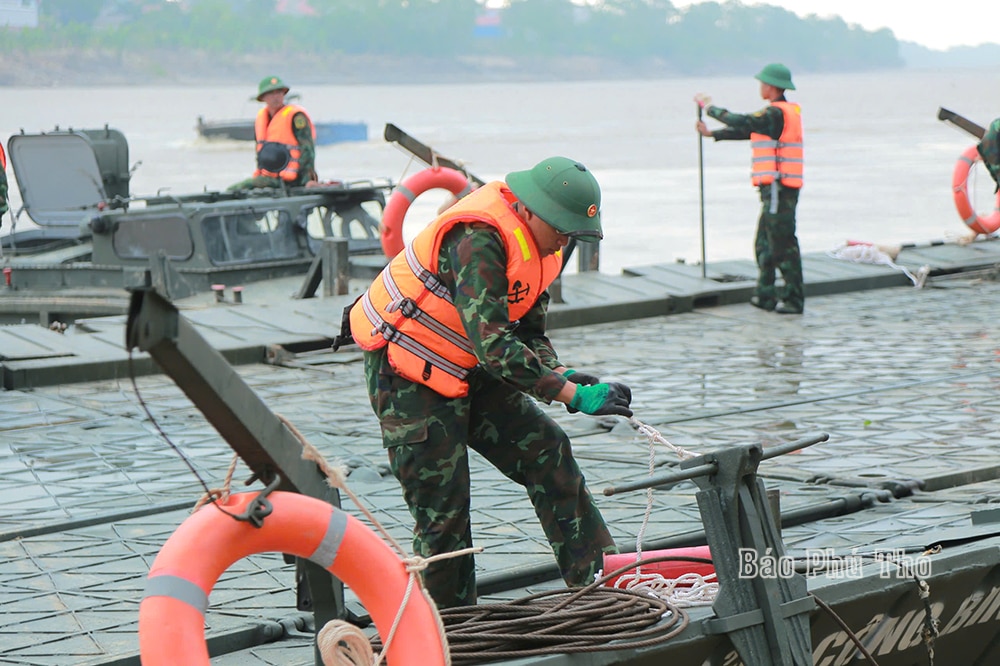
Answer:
[{"left": 513, "top": 227, "right": 532, "bottom": 261}]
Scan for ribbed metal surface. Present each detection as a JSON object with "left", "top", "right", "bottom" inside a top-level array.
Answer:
[{"left": 2, "top": 266, "right": 1000, "bottom": 664}]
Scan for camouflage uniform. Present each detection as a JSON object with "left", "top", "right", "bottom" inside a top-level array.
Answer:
[
  {"left": 227, "top": 110, "right": 316, "bottom": 191},
  {"left": 362, "top": 223, "right": 617, "bottom": 608},
  {"left": 706, "top": 103, "right": 805, "bottom": 312},
  {"left": 0, "top": 144, "right": 8, "bottom": 226},
  {"left": 0, "top": 167, "right": 8, "bottom": 227},
  {"left": 977, "top": 117, "right": 1000, "bottom": 190}
]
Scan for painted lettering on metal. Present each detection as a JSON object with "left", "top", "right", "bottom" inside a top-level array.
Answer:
[{"left": 701, "top": 584, "right": 1000, "bottom": 666}]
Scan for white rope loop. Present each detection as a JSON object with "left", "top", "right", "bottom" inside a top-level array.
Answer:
[
  {"left": 608, "top": 418, "right": 719, "bottom": 608},
  {"left": 629, "top": 417, "right": 698, "bottom": 460},
  {"left": 615, "top": 571, "right": 719, "bottom": 608}
]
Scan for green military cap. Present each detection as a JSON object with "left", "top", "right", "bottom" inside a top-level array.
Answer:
[
  {"left": 754, "top": 63, "right": 795, "bottom": 91},
  {"left": 256, "top": 75, "right": 290, "bottom": 101},
  {"left": 505, "top": 157, "right": 603, "bottom": 242}
]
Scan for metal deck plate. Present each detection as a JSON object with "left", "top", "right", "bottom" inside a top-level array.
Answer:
[{"left": 4, "top": 266, "right": 1000, "bottom": 664}]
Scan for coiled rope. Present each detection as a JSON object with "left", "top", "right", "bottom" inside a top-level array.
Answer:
[{"left": 375, "top": 572, "right": 689, "bottom": 664}]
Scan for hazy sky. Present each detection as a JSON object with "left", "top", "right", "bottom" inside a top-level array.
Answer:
[{"left": 676, "top": 1, "right": 999, "bottom": 51}]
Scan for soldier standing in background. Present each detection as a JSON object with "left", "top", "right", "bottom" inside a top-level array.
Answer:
[
  {"left": 977, "top": 117, "right": 1000, "bottom": 190},
  {"left": 228, "top": 75, "right": 317, "bottom": 191},
  {"left": 696, "top": 63, "right": 805, "bottom": 315},
  {"left": 0, "top": 141, "right": 8, "bottom": 227},
  {"left": 348, "top": 156, "right": 632, "bottom": 608}
]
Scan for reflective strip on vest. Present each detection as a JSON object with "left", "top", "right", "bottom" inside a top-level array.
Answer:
[
  {"left": 404, "top": 244, "right": 453, "bottom": 303},
  {"left": 751, "top": 101, "right": 803, "bottom": 189},
  {"left": 381, "top": 265, "right": 474, "bottom": 354},
  {"left": 360, "top": 291, "right": 471, "bottom": 380}
]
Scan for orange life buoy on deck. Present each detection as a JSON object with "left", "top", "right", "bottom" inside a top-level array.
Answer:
[
  {"left": 381, "top": 167, "right": 472, "bottom": 258},
  {"left": 602, "top": 546, "right": 714, "bottom": 589},
  {"left": 952, "top": 144, "right": 1000, "bottom": 235},
  {"left": 138, "top": 491, "right": 447, "bottom": 666}
]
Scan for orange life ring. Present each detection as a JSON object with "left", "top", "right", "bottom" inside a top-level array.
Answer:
[
  {"left": 952, "top": 144, "right": 1000, "bottom": 234},
  {"left": 602, "top": 546, "right": 714, "bottom": 588},
  {"left": 381, "top": 167, "right": 472, "bottom": 257},
  {"left": 139, "top": 491, "right": 447, "bottom": 666}
]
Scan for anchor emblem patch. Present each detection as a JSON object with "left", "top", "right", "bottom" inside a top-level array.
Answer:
[{"left": 508, "top": 280, "right": 531, "bottom": 304}]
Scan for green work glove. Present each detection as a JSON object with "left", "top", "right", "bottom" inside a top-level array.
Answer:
[
  {"left": 569, "top": 382, "right": 633, "bottom": 418},
  {"left": 563, "top": 369, "right": 601, "bottom": 413},
  {"left": 564, "top": 368, "right": 601, "bottom": 385}
]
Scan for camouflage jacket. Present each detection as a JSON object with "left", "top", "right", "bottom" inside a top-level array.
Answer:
[
  {"left": 0, "top": 167, "right": 7, "bottom": 220},
  {"left": 436, "top": 222, "right": 567, "bottom": 403},
  {"left": 706, "top": 101, "right": 786, "bottom": 141},
  {"left": 291, "top": 110, "right": 316, "bottom": 183},
  {"left": 977, "top": 117, "right": 1000, "bottom": 190}
]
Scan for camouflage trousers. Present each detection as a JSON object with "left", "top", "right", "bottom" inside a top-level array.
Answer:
[
  {"left": 754, "top": 184, "right": 804, "bottom": 310},
  {"left": 363, "top": 348, "right": 617, "bottom": 609}
]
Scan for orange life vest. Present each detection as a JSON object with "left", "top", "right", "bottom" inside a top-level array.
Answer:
[
  {"left": 350, "top": 181, "right": 563, "bottom": 398},
  {"left": 0, "top": 143, "right": 6, "bottom": 170},
  {"left": 750, "top": 101, "right": 803, "bottom": 188},
  {"left": 253, "top": 103, "right": 314, "bottom": 182}
]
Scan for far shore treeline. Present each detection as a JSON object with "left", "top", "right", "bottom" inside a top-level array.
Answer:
[{"left": 3, "top": 0, "right": 999, "bottom": 86}]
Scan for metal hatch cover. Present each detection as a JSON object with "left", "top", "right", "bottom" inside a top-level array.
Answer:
[{"left": 7, "top": 131, "right": 107, "bottom": 227}]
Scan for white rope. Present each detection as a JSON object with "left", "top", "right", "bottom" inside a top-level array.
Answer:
[
  {"left": 604, "top": 419, "right": 718, "bottom": 608},
  {"left": 629, "top": 417, "right": 699, "bottom": 461},
  {"left": 828, "top": 243, "right": 929, "bottom": 288},
  {"left": 614, "top": 571, "right": 719, "bottom": 608},
  {"left": 317, "top": 620, "right": 377, "bottom": 666},
  {"left": 632, "top": 429, "right": 656, "bottom": 566}
]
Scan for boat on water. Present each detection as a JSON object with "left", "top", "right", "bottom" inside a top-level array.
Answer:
[
  {"left": 0, "top": 124, "right": 390, "bottom": 325},
  {"left": 196, "top": 115, "right": 369, "bottom": 145},
  {"left": 3, "top": 123, "right": 1000, "bottom": 665}
]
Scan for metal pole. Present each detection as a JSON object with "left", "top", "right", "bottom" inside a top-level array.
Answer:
[
  {"left": 698, "top": 102, "right": 707, "bottom": 279},
  {"left": 602, "top": 433, "right": 828, "bottom": 496}
]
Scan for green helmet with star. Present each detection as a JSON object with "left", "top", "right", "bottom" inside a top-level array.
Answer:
[
  {"left": 256, "top": 75, "right": 290, "bottom": 101},
  {"left": 505, "top": 157, "right": 603, "bottom": 242}
]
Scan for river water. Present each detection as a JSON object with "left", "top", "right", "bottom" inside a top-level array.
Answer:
[{"left": 1, "top": 68, "right": 995, "bottom": 274}]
